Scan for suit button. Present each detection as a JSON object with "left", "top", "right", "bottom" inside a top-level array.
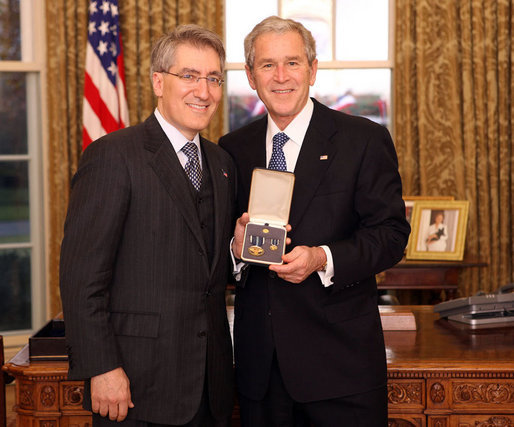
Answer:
[
  {"left": 268, "top": 310, "right": 271, "bottom": 316},
  {"left": 197, "top": 331, "right": 207, "bottom": 337},
  {"left": 204, "top": 290, "right": 211, "bottom": 297},
  {"left": 268, "top": 271, "right": 277, "bottom": 279}
]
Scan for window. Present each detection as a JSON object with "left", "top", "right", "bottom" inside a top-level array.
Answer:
[
  {"left": 0, "top": 0, "right": 45, "bottom": 335},
  {"left": 224, "top": 0, "right": 393, "bottom": 132}
]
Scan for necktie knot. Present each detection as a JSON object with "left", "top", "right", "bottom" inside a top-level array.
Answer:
[
  {"left": 182, "top": 141, "right": 199, "bottom": 160},
  {"left": 273, "top": 132, "right": 289, "bottom": 150},
  {"left": 269, "top": 132, "right": 289, "bottom": 171},
  {"left": 182, "top": 142, "right": 202, "bottom": 191}
]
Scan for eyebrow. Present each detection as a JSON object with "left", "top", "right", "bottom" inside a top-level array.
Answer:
[
  {"left": 256, "top": 55, "right": 303, "bottom": 64},
  {"left": 285, "top": 55, "right": 302, "bottom": 61}
]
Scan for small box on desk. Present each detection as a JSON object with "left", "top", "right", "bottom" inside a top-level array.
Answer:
[
  {"left": 29, "top": 319, "right": 67, "bottom": 361},
  {"left": 241, "top": 168, "right": 295, "bottom": 265}
]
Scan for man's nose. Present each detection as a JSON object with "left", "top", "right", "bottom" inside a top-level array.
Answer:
[
  {"left": 193, "top": 78, "right": 210, "bottom": 98},
  {"left": 273, "top": 64, "right": 288, "bottom": 82}
]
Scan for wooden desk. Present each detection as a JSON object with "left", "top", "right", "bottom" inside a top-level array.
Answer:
[
  {"left": 386, "top": 306, "right": 514, "bottom": 426},
  {"left": 1, "top": 352, "right": 85, "bottom": 427},
  {"left": 3, "top": 306, "right": 513, "bottom": 426},
  {"left": 1, "top": 336, "right": 6, "bottom": 427},
  {"left": 378, "top": 259, "right": 487, "bottom": 299}
]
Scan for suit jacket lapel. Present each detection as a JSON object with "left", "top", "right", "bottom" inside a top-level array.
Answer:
[
  {"left": 201, "top": 137, "right": 228, "bottom": 276},
  {"left": 239, "top": 118, "right": 268, "bottom": 210},
  {"left": 247, "top": 117, "right": 268, "bottom": 168},
  {"left": 289, "top": 100, "right": 338, "bottom": 229},
  {"left": 144, "top": 115, "right": 208, "bottom": 267}
]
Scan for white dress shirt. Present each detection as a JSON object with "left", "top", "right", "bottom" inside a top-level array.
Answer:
[
  {"left": 265, "top": 99, "right": 334, "bottom": 287},
  {"left": 154, "top": 108, "right": 202, "bottom": 169},
  {"left": 232, "top": 99, "right": 334, "bottom": 286}
]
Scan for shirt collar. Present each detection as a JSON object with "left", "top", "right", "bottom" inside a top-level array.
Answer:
[
  {"left": 154, "top": 107, "right": 200, "bottom": 153},
  {"left": 267, "top": 98, "right": 314, "bottom": 147}
]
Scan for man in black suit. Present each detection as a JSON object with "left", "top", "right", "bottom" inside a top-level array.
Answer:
[
  {"left": 60, "top": 25, "right": 235, "bottom": 427},
  {"left": 220, "top": 16, "right": 410, "bottom": 426}
]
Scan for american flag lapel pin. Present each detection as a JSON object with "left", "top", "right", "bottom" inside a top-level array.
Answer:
[
  {"left": 221, "top": 169, "right": 228, "bottom": 178},
  {"left": 320, "top": 155, "right": 328, "bottom": 160}
]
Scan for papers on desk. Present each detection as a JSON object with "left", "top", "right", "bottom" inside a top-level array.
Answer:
[
  {"left": 9, "top": 343, "right": 30, "bottom": 366},
  {"left": 379, "top": 307, "right": 417, "bottom": 330}
]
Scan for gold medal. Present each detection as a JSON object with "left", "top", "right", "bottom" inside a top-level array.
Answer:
[
  {"left": 248, "top": 245, "right": 264, "bottom": 256},
  {"left": 270, "top": 244, "right": 278, "bottom": 251}
]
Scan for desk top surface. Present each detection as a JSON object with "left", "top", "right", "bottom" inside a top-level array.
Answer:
[
  {"left": 3, "top": 306, "right": 514, "bottom": 376},
  {"left": 385, "top": 305, "right": 514, "bottom": 371}
]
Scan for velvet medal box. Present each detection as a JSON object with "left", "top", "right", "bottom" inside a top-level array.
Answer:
[
  {"left": 29, "top": 318, "right": 67, "bottom": 361},
  {"left": 241, "top": 168, "right": 295, "bottom": 265}
]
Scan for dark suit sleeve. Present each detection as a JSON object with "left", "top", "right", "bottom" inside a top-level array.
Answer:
[
  {"left": 328, "top": 124, "right": 410, "bottom": 288},
  {"left": 59, "top": 139, "right": 129, "bottom": 380}
]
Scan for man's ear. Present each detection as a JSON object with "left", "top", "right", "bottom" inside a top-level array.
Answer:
[
  {"left": 309, "top": 58, "right": 318, "bottom": 86},
  {"left": 152, "top": 72, "right": 164, "bottom": 97},
  {"left": 245, "top": 65, "right": 257, "bottom": 90}
]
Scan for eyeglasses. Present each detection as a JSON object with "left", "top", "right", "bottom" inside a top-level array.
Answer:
[{"left": 161, "top": 70, "right": 224, "bottom": 88}]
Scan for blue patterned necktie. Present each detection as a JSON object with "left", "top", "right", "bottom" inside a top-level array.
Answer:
[
  {"left": 268, "top": 132, "right": 289, "bottom": 171},
  {"left": 182, "top": 142, "right": 202, "bottom": 191}
]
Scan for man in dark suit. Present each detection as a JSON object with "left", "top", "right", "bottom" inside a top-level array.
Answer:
[
  {"left": 60, "top": 25, "right": 235, "bottom": 427},
  {"left": 220, "top": 16, "right": 410, "bottom": 426}
]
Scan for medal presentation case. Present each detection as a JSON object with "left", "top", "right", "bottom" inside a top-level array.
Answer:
[{"left": 242, "top": 168, "right": 295, "bottom": 265}]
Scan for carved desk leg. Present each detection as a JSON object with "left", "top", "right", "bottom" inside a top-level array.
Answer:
[
  {"left": 60, "top": 381, "right": 92, "bottom": 427},
  {"left": 387, "top": 378, "right": 426, "bottom": 426},
  {"left": 17, "top": 378, "right": 60, "bottom": 427},
  {"left": 12, "top": 375, "right": 92, "bottom": 427}
]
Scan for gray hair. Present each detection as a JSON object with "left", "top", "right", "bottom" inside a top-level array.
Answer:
[
  {"left": 150, "top": 24, "right": 225, "bottom": 81},
  {"left": 244, "top": 16, "right": 317, "bottom": 69}
]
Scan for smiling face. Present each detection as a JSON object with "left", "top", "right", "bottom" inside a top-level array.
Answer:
[
  {"left": 246, "top": 31, "right": 318, "bottom": 130},
  {"left": 152, "top": 43, "right": 223, "bottom": 140}
]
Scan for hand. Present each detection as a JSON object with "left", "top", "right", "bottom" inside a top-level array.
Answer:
[
  {"left": 269, "top": 246, "right": 326, "bottom": 284},
  {"left": 90, "top": 367, "right": 134, "bottom": 422},
  {"left": 232, "top": 213, "right": 250, "bottom": 259},
  {"left": 426, "top": 234, "right": 437, "bottom": 243},
  {"left": 232, "top": 215, "right": 293, "bottom": 260}
]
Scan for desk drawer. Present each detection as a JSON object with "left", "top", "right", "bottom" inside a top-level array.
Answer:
[
  {"left": 450, "top": 413, "right": 514, "bottom": 426},
  {"left": 388, "top": 379, "right": 425, "bottom": 411},
  {"left": 427, "top": 378, "right": 514, "bottom": 412}
]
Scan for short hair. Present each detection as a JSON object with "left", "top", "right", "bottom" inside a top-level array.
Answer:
[
  {"left": 150, "top": 24, "right": 225, "bottom": 81},
  {"left": 244, "top": 16, "right": 317, "bottom": 69}
]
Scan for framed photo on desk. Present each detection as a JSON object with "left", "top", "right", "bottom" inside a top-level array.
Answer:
[
  {"left": 406, "top": 200, "right": 469, "bottom": 261},
  {"left": 403, "top": 195, "right": 455, "bottom": 225}
]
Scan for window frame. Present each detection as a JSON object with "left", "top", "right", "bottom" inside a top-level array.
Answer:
[
  {"left": 0, "top": 0, "right": 47, "bottom": 344},
  {"left": 223, "top": 0, "right": 395, "bottom": 132}
]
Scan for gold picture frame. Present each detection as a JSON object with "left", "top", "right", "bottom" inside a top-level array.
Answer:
[
  {"left": 406, "top": 200, "right": 469, "bottom": 261},
  {"left": 403, "top": 196, "right": 455, "bottom": 225}
]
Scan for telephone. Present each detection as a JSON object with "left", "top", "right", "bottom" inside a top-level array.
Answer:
[{"left": 434, "top": 283, "right": 514, "bottom": 325}]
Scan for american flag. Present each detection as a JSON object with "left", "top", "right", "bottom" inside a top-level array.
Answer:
[{"left": 82, "top": 0, "right": 129, "bottom": 150}]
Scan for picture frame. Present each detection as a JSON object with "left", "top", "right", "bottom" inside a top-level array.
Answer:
[
  {"left": 406, "top": 200, "right": 469, "bottom": 261},
  {"left": 403, "top": 196, "right": 455, "bottom": 226}
]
